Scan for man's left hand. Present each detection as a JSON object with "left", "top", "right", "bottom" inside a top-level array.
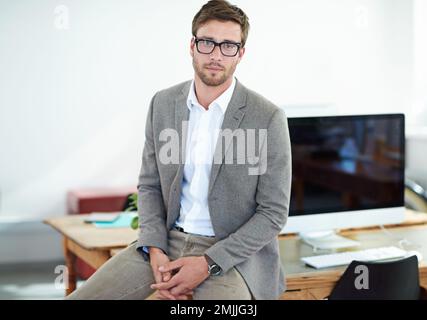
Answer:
[{"left": 150, "top": 256, "right": 210, "bottom": 296}]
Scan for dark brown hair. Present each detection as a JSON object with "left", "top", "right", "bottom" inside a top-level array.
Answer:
[{"left": 192, "top": 0, "right": 250, "bottom": 47}]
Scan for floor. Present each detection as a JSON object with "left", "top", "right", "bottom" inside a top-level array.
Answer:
[{"left": 0, "top": 260, "right": 84, "bottom": 300}]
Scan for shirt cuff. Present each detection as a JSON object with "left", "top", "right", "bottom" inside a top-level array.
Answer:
[{"left": 136, "top": 246, "right": 150, "bottom": 261}]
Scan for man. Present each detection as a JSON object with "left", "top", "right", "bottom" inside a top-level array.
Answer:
[{"left": 67, "top": 0, "right": 291, "bottom": 300}]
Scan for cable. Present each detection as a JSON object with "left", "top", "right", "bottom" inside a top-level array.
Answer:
[{"left": 379, "top": 224, "right": 421, "bottom": 250}]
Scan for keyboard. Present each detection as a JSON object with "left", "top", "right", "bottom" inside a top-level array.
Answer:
[{"left": 301, "top": 246, "right": 409, "bottom": 269}]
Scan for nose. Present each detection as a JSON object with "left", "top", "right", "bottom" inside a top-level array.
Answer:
[{"left": 209, "top": 45, "right": 222, "bottom": 61}]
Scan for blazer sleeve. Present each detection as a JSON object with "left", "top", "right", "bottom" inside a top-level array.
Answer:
[
  {"left": 204, "top": 109, "right": 292, "bottom": 273},
  {"left": 136, "top": 93, "right": 169, "bottom": 254}
]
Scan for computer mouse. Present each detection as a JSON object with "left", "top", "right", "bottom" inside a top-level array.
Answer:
[{"left": 406, "top": 250, "right": 423, "bottom": 262}]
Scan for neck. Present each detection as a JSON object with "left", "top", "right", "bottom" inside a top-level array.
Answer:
[{"left": 194, "top": 76, "right": 234, "bottom": 109}]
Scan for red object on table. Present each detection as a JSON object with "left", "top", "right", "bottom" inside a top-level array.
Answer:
[{"left": 66, "top": 187, "right": 137, "bottom": 280}]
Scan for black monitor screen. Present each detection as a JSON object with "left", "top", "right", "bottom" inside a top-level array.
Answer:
[{"left": 288, "top": 114, "right": 405, "bottom": 216}]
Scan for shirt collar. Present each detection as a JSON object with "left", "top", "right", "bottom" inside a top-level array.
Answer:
[{"left": 186, "top": 77, "right": 236, "bottom": 114}]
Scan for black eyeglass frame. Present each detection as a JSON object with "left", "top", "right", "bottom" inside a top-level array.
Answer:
[{"left": 193, "top": 37, "right": 242, "bottom": 57}]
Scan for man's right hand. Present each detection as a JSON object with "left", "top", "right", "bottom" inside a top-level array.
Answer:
[{"left": 148, "top": 247, "right": 193, "bottom": 300}]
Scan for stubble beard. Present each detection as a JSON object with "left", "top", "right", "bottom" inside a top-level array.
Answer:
[{"left": 193, "top": 59, "right": 236, "bottom": 87}]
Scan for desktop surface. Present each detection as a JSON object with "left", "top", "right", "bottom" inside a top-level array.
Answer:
[{"left": 279, "top": 223, "right": 427, "bottom": 276}]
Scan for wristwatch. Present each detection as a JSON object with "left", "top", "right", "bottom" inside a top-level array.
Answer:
[{"left": 204, "top": 254, "right": 222, "bottom": 276}]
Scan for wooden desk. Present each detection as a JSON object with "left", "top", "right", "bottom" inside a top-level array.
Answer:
[
  {"left": 44, "top": 210, "right": 427, "bottom": 298},
  {"left": 280, "top": 223, "right": 427, "bottom": 299},
  {"left": 44, "top": 215, "right": 137, "bottom": 295}
]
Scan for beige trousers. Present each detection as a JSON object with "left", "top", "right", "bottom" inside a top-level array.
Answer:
[{"left": 66, "top": 229, "right": 252, "bottom": 300}]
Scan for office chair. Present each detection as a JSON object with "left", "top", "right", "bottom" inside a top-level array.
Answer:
[{"left": 328, "top": 255, "right": 420, "bottom": 300}]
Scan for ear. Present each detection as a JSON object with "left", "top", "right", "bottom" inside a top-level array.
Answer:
[
  {"left": 237, "top": 47, "right": 245, "bottom": 64},
  {"left": 190, "top": 37, "right": 195, "bottom": 57}
]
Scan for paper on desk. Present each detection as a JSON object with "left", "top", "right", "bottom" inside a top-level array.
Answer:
[
  {"left": 84, "top": 213, "right": 120, "bottom": 223},
  {"left": 94, "top": 212, "right": 137, "bottom": 228}
]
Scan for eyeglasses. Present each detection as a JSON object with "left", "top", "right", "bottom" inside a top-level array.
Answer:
[{"left": 194, "top": 37, "right": 241, "bottom": 57}]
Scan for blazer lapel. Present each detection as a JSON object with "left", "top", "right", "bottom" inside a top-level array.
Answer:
[
  {"left": 208, "top": 80, "right": 247, "bottom": 194},
  {"left": 172, "top": 82, "right": 191, "bottom": 187}
]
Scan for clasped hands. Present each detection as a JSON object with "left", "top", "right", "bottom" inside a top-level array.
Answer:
[{"left": 148, "top": 247, "right": 210, "bottom": 300}]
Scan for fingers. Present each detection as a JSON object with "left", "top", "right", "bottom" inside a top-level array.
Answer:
[
  {"left": 157, "top": 289, "right": 176, "bottom": 300},
  {"left": 151, "top": 279, "right": 176, "bottom": 291},
  {"left": 151, "top": 273, "right": 180, "bottom": 291},
  {"left": 152, "top": 269, "right": 163, "bottom": 284},
  {"left": 170, "top": 284, "right": 190, "bottom": 297},
  {"left": 162, "top": 271, "right": 172, "bottom": 282},
  {"left": 158, "top": 258, "right": 184, "bottom": 273},
  {"left": 152, "top": 262, "right": 169, "bottom": 283}
]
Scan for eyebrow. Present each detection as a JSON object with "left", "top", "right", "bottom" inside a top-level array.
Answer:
[{"left": 197, "top": 36, "right": 240, "bottom": 43}]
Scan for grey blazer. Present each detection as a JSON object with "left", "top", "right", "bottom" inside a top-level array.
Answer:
[{"left": 136, "top": 79, "right": 292, "bottom": 300}]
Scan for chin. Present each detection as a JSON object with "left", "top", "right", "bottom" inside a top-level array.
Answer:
[
  {"left": 204, "top": 79, "right": 226, "bottom": 87},
  {"left": 202, "top": 74, "right": 228, "bottom": 87}
]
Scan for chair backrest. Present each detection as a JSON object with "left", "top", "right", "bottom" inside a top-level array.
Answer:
[{"left": 329, "top": 255, "right": 420, "bottom": 300}]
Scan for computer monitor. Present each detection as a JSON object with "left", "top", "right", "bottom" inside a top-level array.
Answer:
[{"left": 280, "top": 113, "right": 405, "bottom": 249}]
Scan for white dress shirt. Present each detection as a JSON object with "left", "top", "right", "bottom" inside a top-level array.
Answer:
[{"left": 175, "top": 77, "right": 236, "bottom": 236}]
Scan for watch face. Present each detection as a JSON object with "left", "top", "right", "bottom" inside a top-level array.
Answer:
[{"left": 209, "top": 264, "right": 221, "bottom": 276}]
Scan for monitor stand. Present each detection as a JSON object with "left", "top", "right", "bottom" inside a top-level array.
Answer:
[{"left": 299, "top": 230, "right": 361, "bottom": 250}]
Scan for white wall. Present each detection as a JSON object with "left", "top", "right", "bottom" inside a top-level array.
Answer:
[
  {"left": 409, "top": 0, "right": 427, "bottom": 125},
  {"left": 403, "top": 0, "right": 427, "bottom": 187},
  {"left": 0, "top": 0, "right": 415, "bottom": 222},
  {"left": 240, "top": 0, "right": 414, "bottom": 116}
]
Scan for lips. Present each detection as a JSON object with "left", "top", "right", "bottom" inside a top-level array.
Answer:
[{"left": 205, "top": 65, "right": 224, "bottom": 71}]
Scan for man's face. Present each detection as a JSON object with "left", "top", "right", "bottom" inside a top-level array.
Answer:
[{"left": 190, "top": 19, "right": 245, "bottom": 87}]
